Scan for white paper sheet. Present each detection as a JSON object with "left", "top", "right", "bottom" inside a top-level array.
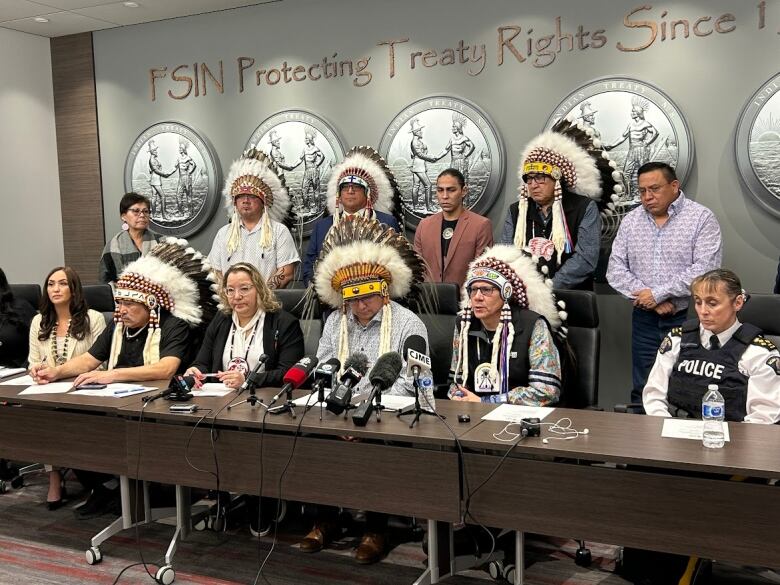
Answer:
[
  {"left": 481, "top": 404, "right": 555, "bottom": 423},
  {"left": 661, "top": 418, "right": 731, "bottom": 442},
  {"left": 0, "top": 367, "right": 26, "bottom": 380},
  {"left": 71, "top": 384, "right": 153, "bottom": 397},
  {"left": 18, "top": 382, "right": 73, "bottom": 395},
  {"left": 378, "top": 395, "right": 416, "bottom": 412},
  {"left": 3, "top": 374, "right": 35, "bottom": 386},
  {"left": 190, "top": 383, "right": 233, "bottom": 397},
  {"left": 292, "top": 392, "right": 321, "bottom": 406}
]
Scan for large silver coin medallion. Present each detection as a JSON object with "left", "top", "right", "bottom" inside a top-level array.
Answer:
[
  {"left": 545, "top": 77, "right": 693, "bottom": 241},
  {"left": 124, "top": 122, "right": 221, "bottom": 237},
  {"left": 245, "top": 110, "right": 345, "bottom": 237},
  {"left": 379, "top": 96, "right": 505, "bottom": 229},
  {"left": 736, "top": 72, "right": 780, "bottom": 218}
]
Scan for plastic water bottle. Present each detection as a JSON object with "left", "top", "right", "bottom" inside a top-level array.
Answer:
[{"left": 702, "top": 384, "right": 725, "bottom": 449}]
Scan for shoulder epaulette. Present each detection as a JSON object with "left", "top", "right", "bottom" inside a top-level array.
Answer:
[{"left": 752, "top": 335, "right": 778, "bottom": 352}]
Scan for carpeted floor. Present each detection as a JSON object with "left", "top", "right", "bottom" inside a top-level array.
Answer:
[{"left": 0, "top": 471, "right": 776, "bottom": 585}]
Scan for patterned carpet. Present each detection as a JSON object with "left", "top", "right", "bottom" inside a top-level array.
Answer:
[{"left": 0, "top": 471, "right": 775, "bottom": 585}]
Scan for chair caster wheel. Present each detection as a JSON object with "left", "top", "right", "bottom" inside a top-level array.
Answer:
[
  {"left": 488, "top": 560, "right": 504, "bottom": 580},
  {"left": 86, "top": 546, "right": 102, "bottom": 565},
  {"left": 10, "top": 476, "right": 23, "bottom": 489},
  {"left": 155, "top": 564, "right": 175, "bottom": 585},
  {"left": 575, "top": 546, "right": 592, "bottom": 567},
  {"left": 0, "top": 480, "right": 7, "bottom": 494},
  {"left": 503, "top": 563, "right": 515, "bottom": 582},
  {"left": 211, "top": 514, "right": 225, "bottom": 532},
  {"left": 193, "top": 517, "right": 208, "bottom": 531}
]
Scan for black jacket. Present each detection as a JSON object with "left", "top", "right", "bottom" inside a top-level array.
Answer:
[{"left": 191, "top": 310, "right": 304, "bottom": 388}]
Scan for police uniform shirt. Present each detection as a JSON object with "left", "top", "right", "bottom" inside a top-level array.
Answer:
[{"left": 643, "top": 319, "right": 780, "bottom": 424}]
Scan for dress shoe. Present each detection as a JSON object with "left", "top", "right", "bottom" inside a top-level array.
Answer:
[
  {"left": 75, "top": 487, "right": 120, "bottom": 519},
  {"left": 47, "top": 487, "right": 67, "bottom": 511},
  {"left": 354, "top": 532, "right": 386, "bottom": 564},
  {"left": 299, "top": 522, "right": 338, "bottom": 553}
]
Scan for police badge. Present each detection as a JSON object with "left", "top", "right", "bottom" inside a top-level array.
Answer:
[
  {"left": 659, "top": 335, "right": 673, "bottom": 354},
  {"left": 767, "top": 355, "right": 780, "bottom": 376}
]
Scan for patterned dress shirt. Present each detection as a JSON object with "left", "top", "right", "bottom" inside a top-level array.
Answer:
[
  {"left": 606, "top": 191, "right": 722, "bottom": 311},
  {"left": 317, "top": 300, "right": 430, "bottom": 400}
]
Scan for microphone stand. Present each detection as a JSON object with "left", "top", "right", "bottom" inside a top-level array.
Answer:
[
  {"left": 306, "top": 380, "right": 328, "bottom": 421},
  {"left": 227, "top": 385, "right": 265, "bottom": 409},
  {"left": 397, "top": 372, "right": 439, "bottom": 428},
  {"left": 269, "top": 385, "right": 297, "bottom": 418}
]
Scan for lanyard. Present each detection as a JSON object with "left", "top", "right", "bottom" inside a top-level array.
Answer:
[{"left": 228, "top": 318, "right": 261, "bottom": 362}]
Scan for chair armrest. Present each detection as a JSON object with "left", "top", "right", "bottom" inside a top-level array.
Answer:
[{"left": 613, "top": 402, "right": 644, "bottom": 414}]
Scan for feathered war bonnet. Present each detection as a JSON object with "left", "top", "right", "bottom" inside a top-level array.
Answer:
[
  {"left": 222, "top": 148, "right": 292, "bottom": 254},
  {"left": 111, "top": 237, "right": 219, "bottom": 370},
  {"left": 309, "top": 216, "right": 424, "bottom": 368},
  {"left": 454, "top": 245, "right": 567, "bottom": 397},
  {"left": 514, "top": 118, "right": 624, "bottom": 268},
  {"left": 326, "top": 146, "right": 403, "bottom": 228}
]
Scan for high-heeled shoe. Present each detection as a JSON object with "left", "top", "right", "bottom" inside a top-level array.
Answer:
[{"left": 46, "top": 486, "right": 67, "bottom": 511}]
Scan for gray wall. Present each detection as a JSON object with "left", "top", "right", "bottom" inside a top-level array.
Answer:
[
  {"left": 93, "top": 0, "right": 780, "bottom": 408},
  {"left": 0, "top": 28, "right": 63, "bottom": 283}
]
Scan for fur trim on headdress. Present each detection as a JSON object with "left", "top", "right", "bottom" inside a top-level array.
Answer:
[
  {"left": 114, "top": 237, "right": 218, "bottom": 327},
  {"left": 222, "top": 148, "right": 292, "bottom": 253},
  {"left": 306, "top": 216, "right": 424, "bottom": 369},
  {"left": 454, "top": 245, "right": 565, "bottom": 394},
  {"left": 326, "top": 146, "right": 398, "bottom": 221},
  {"left": 111, "top": 237, "right": 219, "bottom": 370},
  {"left": 514, "top": 118, "right": 624, "bottom": 257},
  {"left": 462, "top": 245, "right": 561, "bottom": 330}
]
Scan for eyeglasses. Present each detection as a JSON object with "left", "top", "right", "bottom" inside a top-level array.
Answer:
[
  {"left": 127, "top": 207, "right": 151, "bottom": 216},
  {"left": 235, "top": 194, "right": 261, "bottom": 202},
  {"left": 524, "top": 174, "right": 549, "bottom": 185},
  {"left": 340, "top": 184, "right": 364, "bottom": 193},
  {"left": 346, "top": 294, "right": 380, "bottom": 306},
  {"left": 225, "top": 285, "right": 254, "bottom": 298},
  {"left": 637, "top": 183, "right": 670, "bottom": 196},
  {"left": 467, "top": 285, "right": 498, "bottom": 298}
]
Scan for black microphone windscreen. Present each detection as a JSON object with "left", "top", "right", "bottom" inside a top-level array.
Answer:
[
  {"left": 403, "top": 334, "right": 426, "bottom": 356},
  {"left": 368, "top": 352, "right": 403, "bottom": 389},
  {"left": 344, "top": 352, "right": 369, "bottom": 376}
]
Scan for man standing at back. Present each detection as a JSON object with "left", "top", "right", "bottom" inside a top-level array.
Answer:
[
  {"left": 414, "top": 169, "right": 493, "bottom": 287},
  {"left": 607, "top": 161, "right": 722, "bottom": 407}
]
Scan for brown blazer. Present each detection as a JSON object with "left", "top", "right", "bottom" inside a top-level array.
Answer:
[{"left": 413, "top": 209, "right": 494, "bottom": 287}]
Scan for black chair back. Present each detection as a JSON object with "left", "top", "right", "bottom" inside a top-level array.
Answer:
[
  {"left": 553, "top": 289, "right": 600, "bottom": 409},
  {"left": 275, "top": 288, "right": 321, "bottom": 358},
  {"left": 9, "top": 284, "right": 41, "bottom": 311},
  {"left": 409, "top": 283, "right": 461, "bottom": 390},
  {"left": 738, "top": 293, "right": 780, "bottom": 346},
  {"left": 83, "top": 284, "right": 115, "bottom": 313}
]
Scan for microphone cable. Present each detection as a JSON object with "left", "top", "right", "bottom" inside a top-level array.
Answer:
[
  {"left": 418, "top": 390, "right": 498, "bottom": 564},
  {"left": 252, "top": 390, "right": 317, "bottom": 585}
]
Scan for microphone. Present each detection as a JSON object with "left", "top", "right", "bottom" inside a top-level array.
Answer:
[
  {"left": 325, "top": 353, "right": 369, "bottom": 415},
  {"left": 269, "top": 356, "right": 319, "bottom": 405},
  {"left": 311, "top": 358, "right": 340, "bottom": 396},
  {"left": 400, "top": 335, "right": 435, "bottom": 413},
  {"left": 143, "top": 375, "right": 195, "bottom": 403},
  {"left": 403, "top": 335, "right": 431, "bottom": 379},
  {"left": 238, "top": 353, "right": 270, "bottom": 394},
  {"left": 352, "top": 352, "right": 403, "bottom": 427}
]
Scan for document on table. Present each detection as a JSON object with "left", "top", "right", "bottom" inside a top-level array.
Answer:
[
  {"left": 481, "top": 404, "right": 555, "bottom": 422},
  {"left": 292, "top": 392, "right": 321, "bottom": 406},
  {"left": 190, "top": 383, "right": 234, "bottom": 397},
  {"left": 4, "top": 374, "right": 35, "bottom": 386},
  {"left": 661, "top": 418, "right": 731, "bottom": 442},
  {"left": 18, "top": 382, "right": 73, "bottom": 395},
  {"left": 379, "top": 395, "right": 416, "bottom": 412},
  {"left": 0, "top": 367, "right": 26, "bottom": 380},
  {"left": 71, "top": 383, "right": 154, "bottom": 397}
]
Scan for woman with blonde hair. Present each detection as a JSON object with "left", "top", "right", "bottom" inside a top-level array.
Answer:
[{"left": 186, "top": 262, "right": 304, "bottom": 537}]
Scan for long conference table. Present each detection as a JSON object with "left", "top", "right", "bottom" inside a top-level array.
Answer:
[{"left": 1, "top": 379, "right": 779, "bottom": 585}]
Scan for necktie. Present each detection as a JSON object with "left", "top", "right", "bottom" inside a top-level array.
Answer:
[{"left": 709, "top": 335, "right": 720, "bottom": 350}]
